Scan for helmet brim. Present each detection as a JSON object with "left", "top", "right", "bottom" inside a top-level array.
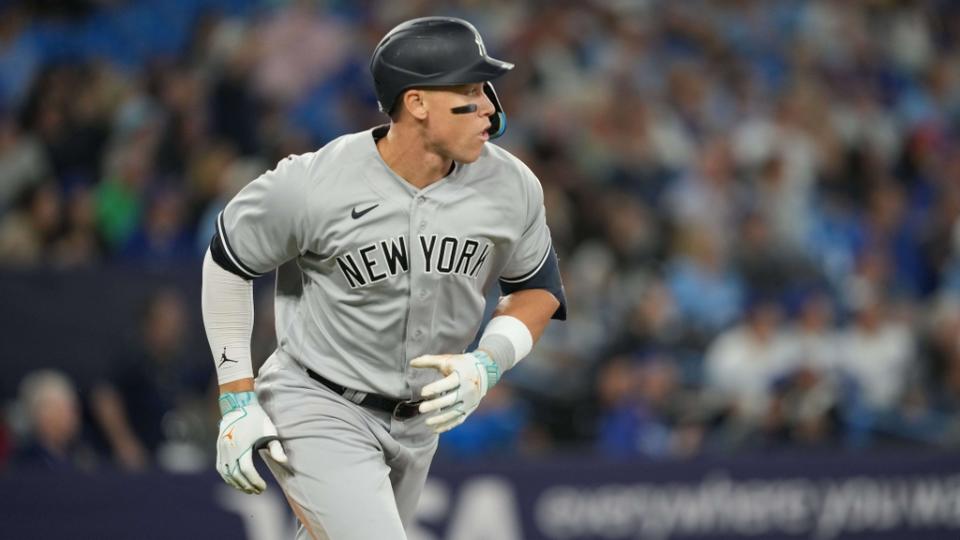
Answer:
[{"left": 467, "top": 56, "right": 515, "bottom": 81}]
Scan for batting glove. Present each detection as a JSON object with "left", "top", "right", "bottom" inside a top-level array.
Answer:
[
  {"left": 216, "top": 391, "right": 288, "bottom": 494},
  {"left": 410, "top": 351, "right": 500, "bottom": 434}
]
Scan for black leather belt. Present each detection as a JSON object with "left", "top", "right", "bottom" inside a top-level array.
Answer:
[{"left": 306, "top": 368, "right": 422, "bottom": 420}]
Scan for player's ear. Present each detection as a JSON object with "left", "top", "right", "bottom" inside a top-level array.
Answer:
[{"left": 402, "top": 89, "right": 429, "bottom": 121}]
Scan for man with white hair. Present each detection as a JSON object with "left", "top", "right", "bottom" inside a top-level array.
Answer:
[{"left": 15, "top": 369, "right": 92, "bottom": 470}]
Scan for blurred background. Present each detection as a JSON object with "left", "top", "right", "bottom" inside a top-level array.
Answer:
[{"left": 2, "top": 0, "right": 960, "bottom": 538}]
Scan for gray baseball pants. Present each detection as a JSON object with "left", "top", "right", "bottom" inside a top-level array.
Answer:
[{"left": 256, "top": 350, "right": 439, "bottom": 539}]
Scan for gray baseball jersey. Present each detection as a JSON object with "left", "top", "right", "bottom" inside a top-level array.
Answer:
[{"left": 217, "top": 125, "right": 553, "bottom": 399}]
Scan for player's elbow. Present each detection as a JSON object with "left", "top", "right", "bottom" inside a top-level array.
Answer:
[{"left": 540, "top": 289, "right": 561, "bottom": 313}]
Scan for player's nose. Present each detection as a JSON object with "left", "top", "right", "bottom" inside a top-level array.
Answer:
[{"left": 478, "top": 88, "right": 495, "bottom": 117}]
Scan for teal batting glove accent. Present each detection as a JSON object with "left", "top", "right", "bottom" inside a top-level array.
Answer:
[
  {"left": 472, "top": 350, "right": 500, "bottom": 390},
  {"left": 219, "top": 390, "right": 257, "bottom": 416},
  {"left": 411, "top": 352, "right": 497, "bottom": 434}
]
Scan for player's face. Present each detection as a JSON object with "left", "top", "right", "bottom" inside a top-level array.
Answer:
[{"left": 424, "top": 83, "right": 495, "bottom": 163}]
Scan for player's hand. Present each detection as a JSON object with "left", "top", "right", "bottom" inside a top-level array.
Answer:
[
  {"left": 410, "top": 351, "right": 499, "bottom": 434},
  {"left": 216, "top": 391, "right": 288, "bottom": 494}
]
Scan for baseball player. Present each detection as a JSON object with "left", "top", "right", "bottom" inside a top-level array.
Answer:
[{"left": 201, "top": 16, "right": 566, "bottom": 539}]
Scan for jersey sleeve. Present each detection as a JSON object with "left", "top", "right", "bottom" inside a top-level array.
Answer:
[
  {"left": 210, "top": 156, "right": 312, "bottom": 279},
  {"left": 499, "top": 161, "right": 567, "bottom": 320},
  {"left": 500, "top": 162, "right": 551, "bottom": 281}
]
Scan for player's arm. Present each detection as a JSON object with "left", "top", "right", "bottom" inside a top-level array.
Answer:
[
  {"left": 410, "top": 250, "right": 566, "bottom": 434},
  {"left": 202, "top": 155, "right": 311, "bottom": 493},
  {"left": 487, "top": 288, "right": 558, "bottom": 346},
  {"left": 479, "top": 244, "right": 566, "bottom": 375},
  {"left": 203, "top": 240, "right": 288, "bottom": 495}
]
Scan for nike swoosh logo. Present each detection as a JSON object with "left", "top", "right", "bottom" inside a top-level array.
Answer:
[{"left": 351, "top": 204, "right": 379, "bottom": 219}]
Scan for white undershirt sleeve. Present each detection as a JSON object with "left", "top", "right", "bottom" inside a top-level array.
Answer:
[{"left": 201, "top": 248, "right": 255, "bottom": 384}]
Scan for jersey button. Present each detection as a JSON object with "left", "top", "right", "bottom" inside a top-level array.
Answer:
[
  {"left": 419, "top": 289, "right": 429, "bottom": 299},
  {"left": 414, "top": 329, "right": 423, "bottom": 339},
  {"left": 419, "top": 221, "right": 427, "bottom": 231}
]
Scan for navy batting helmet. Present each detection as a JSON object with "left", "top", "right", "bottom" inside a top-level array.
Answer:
[{"left": 370, "top": 16, "right": 514, "bottom": 139}]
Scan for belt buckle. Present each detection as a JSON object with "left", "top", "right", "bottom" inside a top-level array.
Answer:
[{"left": 392, "top": 400, "right": 422, "bottom": 420}]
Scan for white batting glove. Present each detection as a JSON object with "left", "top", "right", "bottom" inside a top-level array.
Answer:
[
  {"left": 410, "top": 351, "right": 500, "bottom": 434},
  {"left": 216, "top": 391, "right": 288, "bottom": 494}
]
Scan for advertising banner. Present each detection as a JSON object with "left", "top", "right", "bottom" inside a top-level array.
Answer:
[{"left": 3, "top": 452, "right": 960, "bottom": 539}]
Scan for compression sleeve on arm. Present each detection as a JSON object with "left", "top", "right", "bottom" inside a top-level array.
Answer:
[{"left": 202, "top": 248, "right": 255, "bottom": 384}]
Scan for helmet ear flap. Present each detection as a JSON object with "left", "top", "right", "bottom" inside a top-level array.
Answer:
[{"left": 484, "top": 82, "right": 507, "bottom": 139}]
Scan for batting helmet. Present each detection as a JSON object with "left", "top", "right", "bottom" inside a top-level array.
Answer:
[{"left": 370, "top": 16, "right": 514, "bottom": 139}]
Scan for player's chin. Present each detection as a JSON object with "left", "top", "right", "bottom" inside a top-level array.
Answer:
[{"left": 457, "top": 139, "right": 487, "bottom": 163}]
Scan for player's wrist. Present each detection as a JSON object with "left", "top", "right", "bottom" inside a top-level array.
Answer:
[
  {"left": 477, "top": 315, "right": 533, "bottom": 373},
  {"left": 218, "top": 390, "right": 258, "bottom": 416},
  {"left": 219, "top": 377, "right": 255, "bottom": 394}
]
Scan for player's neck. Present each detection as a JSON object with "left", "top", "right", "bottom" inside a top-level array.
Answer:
[{"left": 376, "top": 123, "right": 453, "bottom": 190}]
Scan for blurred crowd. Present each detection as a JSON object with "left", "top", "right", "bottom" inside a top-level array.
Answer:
[{"left": 4, "top": 0, "right": 960, "bottom": 472}]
